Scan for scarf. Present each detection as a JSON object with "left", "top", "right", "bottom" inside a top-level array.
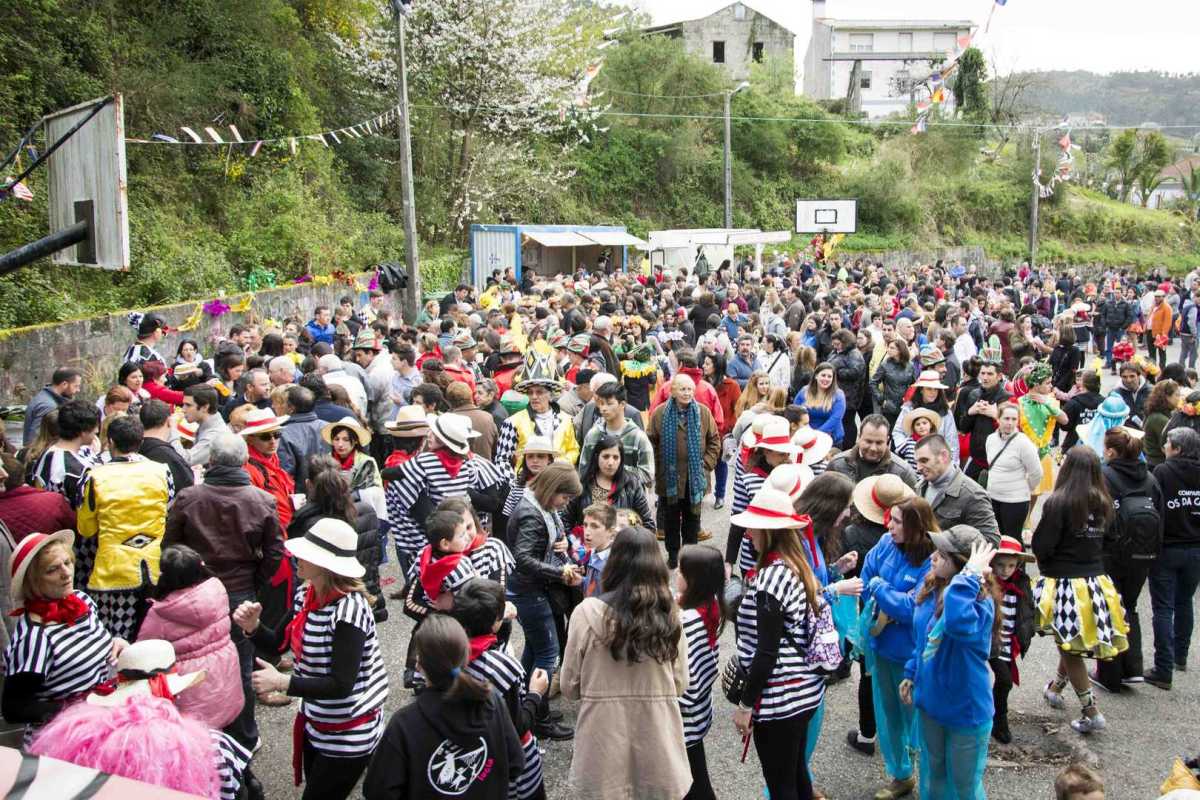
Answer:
[
  {"left": 432, "top": 448, "right": 466, "bottom": 478},
  {"left": 13, "top": 592, "right": 89, "bottom": 625},
  {"left": 204, "top": 463, "right": 251, "bottom": 487},
  {"left": 468, "top": 634, "right": 497, "bottom": 662},
  {"left": 1018, "top": 395, "right": 1057, "bottom": 457},
  {"left": 282, "top": 585, "right": 346, "bottom": 661},
  {"left": 663, "top": 399, "right": 705, "bottom": 509},
  {"left": 418, "top": 546, "right": 465, "bottom": 602},
  {"left": 336, "top": 450, "right": 356, "bottom": 471},
  {"left": 696, "top": 598, "right": 720, "bottom": 649}
]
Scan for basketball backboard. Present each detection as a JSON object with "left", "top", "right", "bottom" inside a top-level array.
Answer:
[
  {"left": 43, "top": 95, "right": 129, "bottom": 270},
  {"left": 796, "top": 199, "right": 857, "bottom": 234}
]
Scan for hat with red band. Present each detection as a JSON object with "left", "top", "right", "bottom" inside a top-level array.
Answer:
[
  {"left": 994, "top": 535, "right": 1035, "bottom": 563},
  {"left": 729, "top": 486, "right": 812, "bottom": 530},
  {"left": 239, "top": 407, "right": 289, "bottom": 437},
  {"left": 790, "top": 425, "right": 834, "bottom": 465},
  {"left": 10, "top": 530, "right": 75, "bottom": 601},
  {"left": 851, "top": 473, "right": 915, "bottom": 526}
]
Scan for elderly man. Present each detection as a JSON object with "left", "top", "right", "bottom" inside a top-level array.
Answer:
[
  {"left": 649, "top": 374, "right": 721, "bottom": 569},
  {"left": 317, "top": 352, "right": 368, "bottom": 417},
  {"left": 913, "top": 435, "right": 999, "bottom": 545},
  {"left": 827, "top": 414, "right": 919, "bottom": 488},
  {"left": 267, "top": 355, "right": 296, "bottom": 388},
  {"left": 22, "top": 366, "right": 81, "bottom": 446},
  {"left": 240, "top": 408, "right": 295, "bottom": 534},
  {"left": 164, "top": 432, "right": 283, "bottom": 750},
  {"left": 349, "top": 329, "right": 396, "bottom": 463},
  {"left": 182, "top": 384, "right": 230, "bottom": 467}
]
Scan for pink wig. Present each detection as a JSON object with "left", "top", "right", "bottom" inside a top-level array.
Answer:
[{"left": 29, "top": 696, "right": 219, "bottom": 799}]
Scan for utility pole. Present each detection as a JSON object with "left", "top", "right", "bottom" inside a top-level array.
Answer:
[
  {"left": 393, "top": 0, "right": 421, "bottom": 326},
  {"left": 1029, "top": 129, "right": 1041, "bottom": 270},
  {"left": 723, "top": 81, "right": 749, "bottom": 229}
]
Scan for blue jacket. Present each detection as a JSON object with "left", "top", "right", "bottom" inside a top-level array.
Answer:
[
  {"left": 794, "top": 388, "right": 846, "bottom": 446},
  {"left": 305, "top": 319, "right": 335, "bottom": 346},
  {"left": 860, "top": 535, "right": 931, "bottom": 665},
  {"left": 726, "top": 354, "right": 762, "bottom": 389},
  {"left": 905, "top": 572, "right": 995, "bottom": 729}
]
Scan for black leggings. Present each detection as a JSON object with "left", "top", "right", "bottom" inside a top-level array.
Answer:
[
  {"left": 990, "top": 657, "right": 1014, "bottom": 727},
  {"left": 683, "top": 740, "right": 716, "bottom": 800},
  {"left": 753, "top": 709, "right": 816, "bottom": 800},
  {"left": 858, "top": 659, "right": 876, "bottom": 738},
  {"left": 990, "top": 499, "right": 1030, "bottom": 540},
  {"left": 302, "top": 740, "right": 372, "bottom": 800}
]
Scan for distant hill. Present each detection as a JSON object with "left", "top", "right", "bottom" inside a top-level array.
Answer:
[{"left": 1020, "top": 70, "right": 1200, "bottom": 134}]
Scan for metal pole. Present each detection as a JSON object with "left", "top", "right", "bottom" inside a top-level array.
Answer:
[
  {"left": 0, "top": 221, "right": 88, "bottom": 278},
  {"left": 723, "top": 90, "right": 733, "bottom": 229},
  {"left": 1029, "top": 130, "right": 1041, "bottom": 270},
  {"left": 394, "top": 6, "right": 421, "bottom": 324}
]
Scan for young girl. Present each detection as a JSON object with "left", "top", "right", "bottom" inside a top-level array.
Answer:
[
  {"left": 989, "top": 536, "right": 1035, "bottom": 744},
  {"left": 363, "top": 614, "right": 525, "bottom": 799},
  {"left": 728, "top": 416, "right": 799, "bottom": 576},
  {"left": 896, "top": 409, "right": 940, "bottom": 471},
  {"left": 676, "top": 545, "right": 725, "bottom": 800},
  {"left": 903, "top": 526, "right": 1000, "bottom": 800}
]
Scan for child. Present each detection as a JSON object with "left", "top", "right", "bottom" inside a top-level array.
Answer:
[
  {"left": 363, "top": 614, "right": 525, "bottom": 800},
  {"left": 578, "top": 503, "right": 617, "bottom": 598},
  {"left": 439, "top": 497, "right": 515, "bottom": 587},
  {"left": 1054, "top": 763, "right": 1104, "bottom": 800},
  {"left": 989, "top": 536, "right": 1035, "bottom": 744},
  {"left": 451, "top": 579, "right": 548, "bottom": 800},
  {"left": 896, "top": 408, "right": 939, "bottom": 471},
  {"left": 904, "top": 525, "right": 999, "bottom": 800},
  {"left": 676, "top": 545, "right": 725, "bottom": 800},
  {"left": 1111, "top": 334, "right": 1135, "bottom": 372}
]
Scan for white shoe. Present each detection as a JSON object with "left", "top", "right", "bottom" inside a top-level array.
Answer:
[
  {"left": 1043, "top": 680, "right": 1066, "bottom": 709},
  {"left": 1070, "top": 711, "right": 1106, "bottom": 734}
]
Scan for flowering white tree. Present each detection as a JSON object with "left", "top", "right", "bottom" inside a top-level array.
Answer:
[{"left": 335, "top": 0, "right": 609, "bottom": 241}]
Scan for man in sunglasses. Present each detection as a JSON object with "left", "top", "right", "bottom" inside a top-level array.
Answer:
[{"left": 239, "top": 408, "right": 295, "bottom": 535}]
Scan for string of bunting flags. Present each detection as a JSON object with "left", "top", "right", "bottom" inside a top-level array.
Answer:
[
  {"left": 1034, "top": 126, "right": 1081, "bottom": 199},
  {"left": 909, "top": 0, "right": 1007, "bottom": 135}
]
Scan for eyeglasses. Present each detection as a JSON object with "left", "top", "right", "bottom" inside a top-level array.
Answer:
[{"left": 254, "top": 432, "right": 283, "bottom": 441}]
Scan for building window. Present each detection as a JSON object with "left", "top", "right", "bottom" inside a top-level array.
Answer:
[
  {"left": 713, "top": 41, "right": 725, "bottom": 63},
  {"left": 898, "top": 32, "right": 913, "bottom": 52},
  {"left": 860, "top": 71, "right": 872, "bottom": 90},
  {"left": 848, "top": 33, "right": 874, "bottom": 53},
  {"left": 753, "top": 42, "right": 764, "bottom": 63},
  {"left": 933, "top": 31, "right": 956, "bottom": 51},
  {"left": 733, "top": 3, "right": 746, "bottom": 20}
]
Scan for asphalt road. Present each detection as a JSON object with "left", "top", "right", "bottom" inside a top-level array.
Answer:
[{"left": 253, "top": 347, "right": 1196, "bottom": 800}]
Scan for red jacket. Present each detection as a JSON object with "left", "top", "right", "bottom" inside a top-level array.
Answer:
[
  {"left": 0, "top": 485, "right": 76, "bottom": 542},
  {"left": 245, "top": 448, "right": 295, "bottom": 533},
  {"left": 649, "top": 367, "right": 724, "bottom": 430},
  {"left": 714, "top": 377, "right": 741, "bottom": 436},
  {"left": 144, "top": 379, "right": 185, "bottom": 409},
  {"left": 443, "top": 362, "right": 477, "bottom": 393}
]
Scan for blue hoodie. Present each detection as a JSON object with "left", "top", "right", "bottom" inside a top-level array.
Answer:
[
  {"left": 860, "top": 535, "right": 932, "bottom": 665},
  {"left": 905, "top": 571, "right": 995, "bottom": 729}
]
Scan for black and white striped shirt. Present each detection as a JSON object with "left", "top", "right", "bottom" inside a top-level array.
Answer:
[
  {"left": 4, "top": 592, "right": 112, "bottom": 738},
  {"left": 732, "top": 467, "right": 767, "bottom": 574},
  {"left": 406, "top": 549, "right": 480, "bottom": 609},
  {"left": 211, "top": 729, "right": 251, "bottom": 800},
  {"left": 121, "top": 342, "right": 165, "bottom": 366},
  {"left": 385, "top": 452, "right": 508, "bottom": 555},
  {"left": 293, "top": 590, "right": 388, "bottom": 758},
  {"left": 998, "top": 588, "right": 1019, "bottom": 662},
  {"left": 469, "top": 537, "right": 515, "bottom": 585},
  {"left": 679, "top": 608, "right": 718, "bottom": 745},
  {"left": 464, "top": 648, "right": 543, "bottom": 800},
  {"left": 32, "top": 447, "right": 95, "bottom": 509},
  {"left": 735, "top": 562, "right": 824, "bottom": 721}
]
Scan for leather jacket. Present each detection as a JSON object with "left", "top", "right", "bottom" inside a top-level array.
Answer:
[{"left": 506, "top": 495, "right": 568, "bottom": 595}]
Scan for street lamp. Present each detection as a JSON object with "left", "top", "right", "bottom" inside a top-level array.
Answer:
[{"left": 724, "top": 81, "right": 750, "bottom": 229}]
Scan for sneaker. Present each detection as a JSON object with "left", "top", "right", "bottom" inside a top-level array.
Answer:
[
  {"left": 1121, "top": 675, "right": 1145, "bottom": 685},
  {"left": 1070, "top": 711, "right": 1107, "bottom": 734},
  {"left": 1043, "top": 680, "right": 1066, "bottom": 709},
  {"left": 713, "top": 498, "right": 725, "bottom": 510},
  {"left": 873, "top": 776, "right": 916, "bottom": 800},
  {"left": 533, "top": 719, "right": 574, "bottom": 740},
  {"left": 1088, "top": 670, "right": 1121, "bottom": 693},
  {"left": 1144, "top": 669, "right": 1173, "bottom": 690},
  {"left": 846, "top": 728, "right": 876, "bottom": 756}
]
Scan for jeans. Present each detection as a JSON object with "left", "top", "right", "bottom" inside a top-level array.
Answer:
[
  {"left": 662, "top": 500, "right": 701, "bottom": 567},
  {"left": 225, "top": 589, "right": 259, "bottom": 749},
  {"left": 714, "top": 459, "right": 729, "bottom": 503},
  {"left": 1149, "top": 546, "right": 1200, "bottom": 676},
  {"left": 1096, "top": 555, "right": 1150, "bottom": 686},
  {"left": 1182, "top": 333, "right": 1198, "bottom": 370},
  {"left": 1104, "top": 328, "right": 1123, "bottom": 368},
  {"left": 917, "top": 712, "right": 990, "bottom": 800},
  {"left": 509, "top": 591, "right": 560, "bottom": 679}
]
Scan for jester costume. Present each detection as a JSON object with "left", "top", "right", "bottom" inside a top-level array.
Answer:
[
  {"left": 1018, "top": 363, "right": 1061, "bottom": 495},
  {"left": 618, "top": 341, "right": 660, "bottom": 413}
]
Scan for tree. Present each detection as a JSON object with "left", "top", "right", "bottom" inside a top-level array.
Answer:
[
  {"left": 1180, "top": 164, "right": 1200, "bottom": 220},
  {"left": 1106, "top": 129, "right": 1139, "bottom": 202},
  {"left": 951, "top": 47, "right": 989, "bottom": 121},
  {"left": 1133, "top": 130, "right": 1173, "bottom": 207}
]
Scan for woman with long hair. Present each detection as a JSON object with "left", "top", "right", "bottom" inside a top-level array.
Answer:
[
  {"left": 790, "top": 345, "right": 819, "bottom": 402},
  {"left": 234, "top": 517, "right": 388, "bottom": 799},
  {"left": 1049, "top": 320, "right": 1082, "bottom": 397},
  {"left": 1032, "top": 446, "right": 1128, "bottom": 735},
  {"left": 498, "top": 436, "right": 556, "bottom": 546},
  {"left": 729, "top": 486, "right": 828, "bottom": 800},
  {"left": 566, "top": 434, "right": 653, "bottom": 531},
  {"left": 795, "top": 363, "right": 846, "bottom": 448},
  {"left": 727, "top": 417, "right": 799, "bottom": 576},
  {"left": 560, "top": 527, "right": 691, "bottom": 800},
  {"left": 871, "top": 339, "right": 913, "bottom": 431},
  {"left": 858, "top": 497, "right": 937, "bottom": 800},
  {"left": 1142, "top": 378, "right": 1179, "bottom": 467},
  {"left": 893, "top": 371, "right": 959, "bottom": 463},
  {"left": 676, "top": 545, "right": 725, "bottom": 800},
  {"left": 734, "top": 371, "right": 772, "bottom": 421},
  {"left": 905, "top": 527, "right": 1001, "bottom": 799}
]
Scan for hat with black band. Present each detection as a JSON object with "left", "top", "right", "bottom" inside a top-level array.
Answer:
[
  {"left": 428, "top": 412, "right": 480, "bottom": 456},
  {"left": 284, "top": 518, "right": 365, "bottom": 578}
]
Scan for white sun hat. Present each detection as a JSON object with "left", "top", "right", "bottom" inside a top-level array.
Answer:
[
  {"left": 428, "top": 412, "right": 480, "bottom": 456},
  {"left": 87, "top": 639, "right": 206, "bottom": 707},
  {"left": 284, "top": 517, "right": 366, "bottom": 578},
  {"left": 729, "top": 485, "right": 811, "bottom": 530}
]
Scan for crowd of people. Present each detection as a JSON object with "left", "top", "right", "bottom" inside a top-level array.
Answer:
[{"left": 2, "top": 256, "right": 1200, "bottom": 799}]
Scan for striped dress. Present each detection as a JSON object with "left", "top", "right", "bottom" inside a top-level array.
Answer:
[
  {"left": 732, "top": 466, "right": 768, "bottom": 575},
  {"left": 293, "top": 590, "right": 389, "bottom": 758},
  {"left": 734, "top": 562, "right": 824, "bottom": 722},
  {"left": 121, "top": 342, "right": 165, "bottom": 365},
  {"left": 3, "top": 592, "right": 113, "bottom": 744},
  {"left": 464, "top": 648, "right": 544, "bottom": 800},
  {"left": 679, "top": 608, "right": 719, "bottom": 746},
  {"left": 385, "top": 452, "right": 508, "bottom": 556},
  {"left": 211, "top": 729, "right": 252, "bottom": 800}
]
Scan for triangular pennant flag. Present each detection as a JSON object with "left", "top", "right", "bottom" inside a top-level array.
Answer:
[
  {"left": 204, "top": 126, "right": 225, "bottom": 143},
  {"left": 180, "top": 127, "right": 203, "bottom": 143},
  {"left": 228, "top": 125, "right": 244, "bottom": 143},
  {"left": 152, "top": 134, "right": 180, "bottom": 143},
  {"left": 290, "top": 138, "right": 298, "bottom": 154},
  {"left": 328, "top": 130, "right": 341, "bottom": 144},
  {"left": 250, "top": 141, "right": 263, "bottom": 157}
]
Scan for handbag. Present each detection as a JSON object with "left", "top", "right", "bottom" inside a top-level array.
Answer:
[{"left": 976, "top": 432, "right": 1017, "bottom": 490}]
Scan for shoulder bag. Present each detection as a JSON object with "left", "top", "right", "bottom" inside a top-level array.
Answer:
[{"left": 977, "top": 432, "right": 1017, "bottom": 490}]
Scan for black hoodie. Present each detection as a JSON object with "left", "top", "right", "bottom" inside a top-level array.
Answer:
[
  {"left": 363, "top": 689, "right": 523, "bottom": 800},
  {"left": 1101, "top": 458, "right": 1162, "bottom": 554},
  {"left": 1153, "top": 456, "right": 1200, "bottom": 548}
]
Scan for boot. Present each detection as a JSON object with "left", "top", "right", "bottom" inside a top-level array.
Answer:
[
  {"left": 533, "top": 694, "right": 573, "bottom": 740},
  {"left": 243, "top": 767, "right": 266, "bottom": 800},
  {"left": 873, "top": 776, "right": 916, "bottom": 800}
]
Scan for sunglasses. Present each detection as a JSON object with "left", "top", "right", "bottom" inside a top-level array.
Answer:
[{"left": 253, "top": 432, "right": 283, "bottom": 441}]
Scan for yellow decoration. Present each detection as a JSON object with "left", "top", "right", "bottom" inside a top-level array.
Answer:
[
  {"left": 175, "top": 304, "right": 204, "bottom": 332},
  {"left": 312, "top": 274, "right": 335, "bottom": 286},
  {"left": 510, "top": 311, "right": 527, "bottom": 354},
  {"left": 231, "top": 294, "right": 254, "bottom": 313}
]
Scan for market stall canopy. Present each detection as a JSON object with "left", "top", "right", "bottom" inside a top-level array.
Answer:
[
  {"left": 648, "top": 229, "right": 791, "bottom": 249},
  {"left": 580, "top": 230, "right": 648, "bottom": 249},
  {"left": 522, "top": 230, "right": 595, "bottom": 248}
]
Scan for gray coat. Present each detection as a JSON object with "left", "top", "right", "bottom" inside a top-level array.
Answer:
[
  {"left": 918, "top": 468, "right": 1000, "bottom": 546},
  {"left": 278, "top": 411, "right": 327, "bottom": 487},
  {"left": 22, "top": 387, "right": 65, "bottom": 447},
  {"left": 827, "top": 448, "right": 920, "bottom": 488}
]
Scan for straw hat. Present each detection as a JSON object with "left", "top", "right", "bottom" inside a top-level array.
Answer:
[
  {"left": 285, "top": 517, "right": 366, "bottom": 578},
  {"left": 239, "top": 407, "right": 289, "bottom": 437},
  {"left": 87, "top": 640, "right": 206, "bottom": 707},
  {"left": 176, "top": 417, "right": 198, "bottom": 443},
  {"left": 321, "top": 416, "right": 372, "bottom": 447},
  {"left": 754, "top": 417, "right": 800, "bottom": 456},
  {"left": 995, "top": 535, "right": 1035, "bottom": 563},
  {"left": 428, "top": 412, "right": 480, "bottom": 455},
  {"left": 385, "top": 405, "right": 431, "bottom": 437},
  {"left": 902, "top": 408, "right": 943, "bottom": 437},
  {"left": 740, "top": 414, "right": 784, "bottom": 449},
  {"left": 523, "top": 435, "right": 557, "bottom": 457},
  {"left": 729, "top": 486, "right": 811, "bottom": 530},
  {"left": 912, "top": 370, "right": 948, "bottom": 390},
  {"left": 765, "top": 463, "right": 816, "bottom": 501},
  {"left": 791, "top": 425, "right": 834, "bottom": 465},
  {"left": 852, "top": 473, "right": 915, "bottom": 526},
  {"left": 10, "top": 530, "right": 74, "bottom": 600}
]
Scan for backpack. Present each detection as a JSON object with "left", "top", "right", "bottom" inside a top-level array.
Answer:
[{"left": 1111, "top": 483, "right": 1162, "bottom": 561}]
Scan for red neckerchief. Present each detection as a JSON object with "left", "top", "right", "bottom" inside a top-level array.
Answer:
[
  {"left": 745, "top": 550, "right": 786, "bottom": 583},
  {"left": 750, "top": 466, "right": 769, "bottom": 478},
  {"left": 695, "top": 598, "right": 720, "bottom": 650},
  {"left": 91, "top": 668, "right": 178, "bottom": 702},
  {"left": 464, "top": 533, "right": 488, "bottom": 553},
  {"left": 419, "top": 546, "right": 463, "bottom": 602},
  {"left": 13, "top": 593, "right": 89, "bottom": 625},
  {"left": 336, "top": 450, "right": 356, "bottom": 471},
  {"left": 282, "top": 585, "right": 345, "bottom": 661},
  {"left": 468, "top": 634, "right": 498, "bottom": 662},
  {"left": 998, "top": 573, "right": 1026, "bottom": 685},
  {"left": 384, "top": 449, "right": 414, "bottom": 470},
  {"left": 432, "top": 448, "right": 466, "bottom": 478}
]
